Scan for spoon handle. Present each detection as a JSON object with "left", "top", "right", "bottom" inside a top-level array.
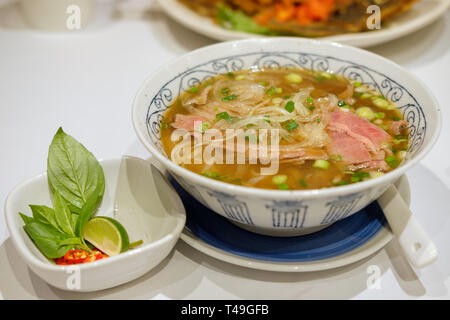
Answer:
[{"left": 377, "top": 184, "right": 438, "bottom": 268}]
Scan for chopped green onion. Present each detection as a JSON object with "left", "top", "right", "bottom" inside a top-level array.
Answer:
[
  {"left": 202, "top": 171, "right": 240, "bottom": 183},
  {"left": 202, "top": 171, "right": 219, "bottom": 179},
  {"left": 216, "top": 111, "right": 232, "bottom": 120},
  {"left": 161, "top": 122, "right": 172, "bottom": 130},
  {"left": 316, "top": 118, "right": 321, "bottom": 123},
  {"left": 283, "top": 95, "right": 291, "bottom": 100},
  {"left": 350, "top": 171, "right": 369, "bottom": 183},
  {"left": 284, "top": 120, "right": 299, "bottom": 131},
  {"left": 275, "top": 87, "right": 283, "bottom": 94},
  {"left": 373, "top": 97, "right": 395, "bottom": 110},
  {"left": 222, "top": 94, "right": 238, "bottom": 101},
  {"left": 285, "top": 101, "right": 295, "bottom": 113},
  {"left": 226, "top": 72, "right": 234, "bottom": 78},
  {"left": 306, "top": 97, "right": 314, "bottom": 105},
  {"left": 385, "top": 155, "right": 399, "bottom": 168},
  {"left": 258, "top": 81, "right": 268, "bottom": 86},
  {"left": 188, "top": 87, "right": 199, "bottom": 93},
  {"left": 272, "top": 174, "right": 288, "bottom": 185},
  {"left": 338, "top": 101, "right": 350, "bottom": 109},
  {"left": 393, "top": 138, "right": 408, "bottom": 145},
  {"left": 360, "top": 93, "right": 372, "bottom": 99},
  {"left": 299, "top": 179, "right": 308, "bottom": 187},
  {"left": 266, "top": 87, "right": 276, "bottom": 95},
  {"left": 320, "top": 71, "right": 333, "bottom": 79},
  {"left": 375, "top": 112, "right": 385, "bottom": 119},
  {"left": 246, "top": 123, "right": 254, "bottom": 128},
  {"left": 308, "top": 106, "right": 315, "bottom": 111},
  {"left": 285, "top": 73, "right": 303, "bottom": 83},
  {"left": 278, "top": 183, "right": 289, "bottom": 190},
  {"left": 313, "top": 159, "right": 330, "bottom": 170},
  {"left": 330, "top": 154, "right": 342, "bottom": 162},
  {"left": 315, "top": 76, "right": 324, "bottom": 83},
  {"left": 356, "top": 106, "right": 376, "bottom": 121},
  {"left": 353, "top": 81, "right": 362, "bottom": 87},
  {"left": 201, "top": 122, "right": 210, "bottom": 131},
  {"left": 221, "top": 87, "right": 230, "bottom": 95},
  {"left": 393, "top": 116, "right": 401, "bottom": 121}
]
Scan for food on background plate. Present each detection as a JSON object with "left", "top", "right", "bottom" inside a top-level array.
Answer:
[
  {"left": 161, "top": 67, "right": 409, "bottom": 190},
  {"left": 19, "top": 128, "right": 142, "bottom": 265},
  {"left": 179, "top": 0, "right": 418, "bottom": 37}
]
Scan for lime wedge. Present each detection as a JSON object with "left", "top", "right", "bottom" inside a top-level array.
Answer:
[{"left": 82, "top": 217, "right": 129, "bottom": 256}]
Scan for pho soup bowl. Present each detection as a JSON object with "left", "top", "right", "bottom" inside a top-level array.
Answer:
[{"left": 132, "top": 38, "right": 441, "bottom": 237}]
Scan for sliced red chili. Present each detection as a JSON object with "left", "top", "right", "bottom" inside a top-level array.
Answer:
[
  {"left": 54, "top": 249, "right": 109, "bottom": 265},
  {"left": 63, "top": 250, "right": 88, "bottom": 264},
  {"left": 54, "top": 257, "right": 69, "bottom": 265}
]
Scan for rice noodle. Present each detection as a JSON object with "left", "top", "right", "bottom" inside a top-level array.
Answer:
[
  {"left": 162, "top": 68, "right": 408, "bottom": 190},
  {"left": 292, "top": 88, "right": 313, "bottom": 119}
]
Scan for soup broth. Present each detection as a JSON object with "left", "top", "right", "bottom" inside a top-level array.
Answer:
[{"left": 161, "top": 68, "right": 409, "bottom": 190}]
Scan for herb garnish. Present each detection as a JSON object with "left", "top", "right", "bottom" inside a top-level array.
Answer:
[
  {"left": 19, "top": 128, "right": 105, "bottom": 258},
  {"left": 284, "top": 120, "right": 299, "bottom": 131},
  {"left": 222, "top": 94, "right": 238, "bottom": 101}
]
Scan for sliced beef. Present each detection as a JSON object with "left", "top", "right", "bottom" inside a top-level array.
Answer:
[
  {"left": 328, "top": 131, "right": 371, "bottom": 164},
  {"left": 327, "top": 110, "right": 392, "bottom": 171},
  {"left": 171, "top": 114, "right": 207, "bottom": 131},
  {"left": 328, "top": 110, "right": 392, "bottom": 152}
]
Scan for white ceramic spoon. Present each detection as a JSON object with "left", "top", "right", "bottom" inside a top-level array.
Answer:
[{"left": 377, "top": 184, "right": 438, "bottom": 268}]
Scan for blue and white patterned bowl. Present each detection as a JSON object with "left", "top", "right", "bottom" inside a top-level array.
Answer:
[{"left": 132, "top": 38, "right": 441, "bottom": 236}]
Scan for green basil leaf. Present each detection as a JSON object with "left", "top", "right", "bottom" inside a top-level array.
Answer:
[
  {"left": 75, "top": 185, "right": 101, "bottom": 237},
  {"left": 53, "top": 191, "right": 75, "bottom": 235},
  {"left": 71, "top": 214, "right": 78, "bottom": 232},
  {"left": 58, "top": 237, "right": 83, "bottom": 247},
  {"left": 29, "top": 205, "right": 61, "bottom": 232},
  {"left": 47, "top": 127, "right": 105, "bottom": 214},
  {"left": 19, "top": 212, "right": 34, "bottom": 225},
  {"left": 23, "top": 222, "right": 73, "bottom": 259}
]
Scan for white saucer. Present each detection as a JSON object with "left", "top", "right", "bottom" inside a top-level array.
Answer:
[{"left": 178, "top": 175, "right": 410, "bottom": 272}]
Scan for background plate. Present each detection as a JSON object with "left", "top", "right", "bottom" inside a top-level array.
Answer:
[{"left": 159, "top": 0, "right": 450, "bottom": 48}]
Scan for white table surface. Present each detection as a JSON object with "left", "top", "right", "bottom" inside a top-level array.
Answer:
[{"left": 0, "top": 0, "right": 449, "bottom": 300}]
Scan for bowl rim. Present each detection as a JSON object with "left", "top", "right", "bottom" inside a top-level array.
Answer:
[
  {"left": 4, "top": 156, "right": 186, "bottom": 272},
  {"left": 132, "top": 37, "right": 442, "bottom": 200}
]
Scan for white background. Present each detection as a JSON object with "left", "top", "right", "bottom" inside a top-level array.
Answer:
[{"left": 0, "top": 0, "right": 449, "bottom": 299}]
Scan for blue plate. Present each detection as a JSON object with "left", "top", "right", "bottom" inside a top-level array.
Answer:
[{"left": 170, "top": 179, "right": 388, "bottom": 263}]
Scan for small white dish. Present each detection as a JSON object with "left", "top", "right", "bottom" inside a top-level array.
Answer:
[
  {"left": 158, "top": 0, "right": 450, "bottom": 48},
  {"left": 178, "top": 175, "right": 411, "bottom": 272},
  {"left": 4, "top": 156, "right": 186, "bottom": 292}
]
